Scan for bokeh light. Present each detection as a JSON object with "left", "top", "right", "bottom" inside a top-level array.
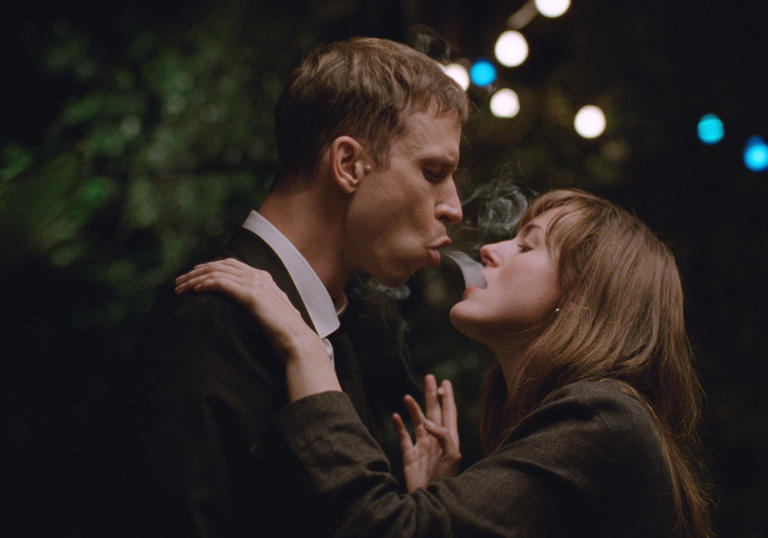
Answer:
[
  {"left": 535, "top": 0, "right": 571, "bottom": 18},
  {"left": 574, "top": 105, "right": 606, "bottom": 139},
  {"left": 470, "top": 59, "right": 497, "bottom": 87},
  {"left": 442, "top": 63, "right": 470, "bottom": 90},
  {"left": 697, "top": 113, "right": 724, "bottom": 144},
  {"left": 744, "top": 136, "right": 768, "bottom": 172},
  {"left": 489, "top": 88, "right": 520, "bottom": 118},
  {"left": 494, "top": 31, "right": 529, "bottom": 68}
]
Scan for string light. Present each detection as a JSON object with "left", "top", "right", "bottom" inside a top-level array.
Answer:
[
  {"left": 744, "top": 136, "right": 768, "bottom": 172},
  {"left": 470, "top": 59, "right": 497, "bottom": 87},
  {"left": 574, "top": 105, "right": 606, "bottom": 138},
  {"left": 534, "top": 0, "right": 571, "bottom": 18},
  {"left": 697, "top": 113, "right": 724, "bottom": 145},
  {"left": 494, "top": 31, "right": 529, "bottom": 67},
  {"left": 489, "top": 88, "right": 521, "bottom": 118},
  {"left": 442, "top": 63, "right": 470, "bottom": 90}
]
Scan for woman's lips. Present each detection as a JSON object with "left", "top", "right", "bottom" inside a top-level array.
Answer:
[{"left": 462, "top": 286, "right": 480, "bottom": 299}]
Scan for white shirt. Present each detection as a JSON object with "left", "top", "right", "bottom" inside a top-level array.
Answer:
[{"left": 241, "top": 210, "right": 340, "bottom": 363}]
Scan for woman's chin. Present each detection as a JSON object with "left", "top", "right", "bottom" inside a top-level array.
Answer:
[{"left": 448, "top": 305, "right": 480, "bottom": 340}]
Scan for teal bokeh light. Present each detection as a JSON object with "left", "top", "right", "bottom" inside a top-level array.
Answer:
[
  {"left": 470, "top": 59, "right": 497, "bottom": 87},
  {"left": 697, "top": 113, "right": 724, "bottom": 144},
  {"left": 744, "top": 136, "right": 768, "bottom": 172}
]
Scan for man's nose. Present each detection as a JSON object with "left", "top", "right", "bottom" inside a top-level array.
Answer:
[{"left": 436, "top": 178, "right": 463, "bottom": 225}]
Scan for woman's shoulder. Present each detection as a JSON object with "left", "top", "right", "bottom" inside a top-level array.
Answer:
[
  {"left": 541, "top": 380, "right": 656, "bottom": 426},
  {"left": 531, "top": 380, "right": 666, "bottom": 461},
  {"left": 496, "top": 380, "right": 673, "bottom": 512}
]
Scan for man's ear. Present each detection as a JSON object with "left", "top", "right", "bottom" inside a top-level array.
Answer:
[{"left": 329, "top": 136, "right": 370, "bottom": 194}]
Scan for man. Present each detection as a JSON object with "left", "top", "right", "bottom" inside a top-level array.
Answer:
[{"left": 118, "top": 37, "right": 468, "bottom": 537}]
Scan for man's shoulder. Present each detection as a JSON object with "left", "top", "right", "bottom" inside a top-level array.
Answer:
[{"left": 139, "top": 281, "right": 250, "bottom": 339}]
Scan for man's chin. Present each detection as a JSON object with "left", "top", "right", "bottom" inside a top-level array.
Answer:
[
  {"left": 376, "top": 275, "right": 410, "bottom": 288},
  {"left": 371, "top": 268, "right": 414, "bottom": 288}
]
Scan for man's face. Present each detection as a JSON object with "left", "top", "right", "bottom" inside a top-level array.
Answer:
[{"left": 347, "top": 108, "right": 463, "bottom": 286}]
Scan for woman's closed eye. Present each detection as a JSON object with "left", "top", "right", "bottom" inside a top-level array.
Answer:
[{"left": 517, "top": 241, "right": 532, "bottom": 253}]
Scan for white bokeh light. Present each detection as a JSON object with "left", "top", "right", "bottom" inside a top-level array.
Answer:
[
  {"left": 490, "top": 88, "right": 521, "bottom": 118},
  {"left": 442, "top": 63, "right": 470, "bottom": 90},
  {"left": 535, "top": 0, "right": 571, "bottom": 18},
  {"left": 494, "top": 30, "right": 529, "bottom": 67},
  {"left": 574, "top": 105, "right": 606, "bottom": 138}
]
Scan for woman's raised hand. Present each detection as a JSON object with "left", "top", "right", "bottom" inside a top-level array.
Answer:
[
  {"left": 392, "top": 374, "right": 461, "bottom": 493},
  {"left": 174, "top": 258, "right": 321, "bottom": 360}
]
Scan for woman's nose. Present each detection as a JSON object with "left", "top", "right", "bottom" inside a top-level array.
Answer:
[{"left": 479, "top": 242, "right": 501, "bottom": 266}]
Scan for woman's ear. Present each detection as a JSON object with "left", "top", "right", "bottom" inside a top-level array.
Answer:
[{"left": 329, "top": 136, "right": 370, "bottom": 194}]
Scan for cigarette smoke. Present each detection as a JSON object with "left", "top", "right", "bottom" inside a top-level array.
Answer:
[
  {"left": 426, "top": 177, "right": 533, "bottom": 305},
  {"left": 345, "top": 177, "right": 533, "bottom": 413},
  {"left": 442, "top": 250, "right": 486, "bottom": 289},
  {"left": 460, "top": 178, "right": 533, "bottom": 243}
]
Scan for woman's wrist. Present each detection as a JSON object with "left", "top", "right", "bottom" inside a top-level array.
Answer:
[
  {"left": 274, "top": 327, "right": 324, "bottom": 362},
  {"left": 283, "top": 334, "right": 343, "bottom": 402}
]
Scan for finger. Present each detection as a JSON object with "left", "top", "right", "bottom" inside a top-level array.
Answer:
[
  {"left": 423, "top": 420, "right": 461, "bottom": 459},
  {"left": 176, "top": 261, "right": 239, "bottom": 284},
  {"left": 175, "top": 273, "right": 215, "bottom": 293},
  {"left": 440, "top": 379, "right": 459, "bottom": 447},
  {"left": 200, "top": 257, "right": 273, "bottom": 282},
  {"left": 392, "top": 413, "right": 414, "bottom": 454},
  {"left": 216, "top": 257, "right": 258, "bottom": 273},
  {"left": 403, "top": 394, "right": 427, "bottom": 427},
  {"left": 414, "top": 422, "right": 428, "bottom": 440},
  {"left": 175, "top": 272, "right": 248, "bottom": 294},
  {"left": 189, "top": 275, "right": 245, "bottom": 299},
  {"left": 424, "top": 374, "right": 442, "bottom": 425},
  {"left": 175, "top": 275, "right": 256, "bottom": 314}
]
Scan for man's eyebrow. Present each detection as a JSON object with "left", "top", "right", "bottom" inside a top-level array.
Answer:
[{"left": 421, "top": 153, "right": 459, "bottom": 170}]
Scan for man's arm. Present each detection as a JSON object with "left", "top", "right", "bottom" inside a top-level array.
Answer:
[{"left": 118, "top": 290, "right": 285, "bottom": 538}]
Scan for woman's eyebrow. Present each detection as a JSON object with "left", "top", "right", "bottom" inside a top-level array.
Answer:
[{"left": 519, "top": 223, "right": 544, "bottom": 239}]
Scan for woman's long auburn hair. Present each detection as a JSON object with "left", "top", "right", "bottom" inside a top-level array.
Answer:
[{"left": 478, "top": 189, "right": 712, "bottom": 537}]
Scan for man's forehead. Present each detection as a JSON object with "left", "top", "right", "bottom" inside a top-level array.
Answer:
[{"left": 397, "top": 110, "right": 461, "bottom": 161}]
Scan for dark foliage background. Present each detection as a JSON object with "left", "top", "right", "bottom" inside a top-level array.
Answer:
[{"left": 3, "top": 1, "right": 766, "bottom": 536}]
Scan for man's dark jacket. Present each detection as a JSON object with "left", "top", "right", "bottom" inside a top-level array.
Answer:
[{"left": 117, "top": 228, "right": 382, "bottom": 538}]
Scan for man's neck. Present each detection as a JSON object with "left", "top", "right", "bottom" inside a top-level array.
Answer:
[{"left": 258, "top": 186, "right": 350, "bottom": 303}]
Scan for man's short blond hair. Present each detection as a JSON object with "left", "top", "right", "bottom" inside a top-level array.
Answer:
[{"left": 273, "top": 37, "right": 469, "bottom": 186}]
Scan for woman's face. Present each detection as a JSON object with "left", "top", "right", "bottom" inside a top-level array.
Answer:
[{"left": 449, "top": 208, "right": 562, "bottom": 345}]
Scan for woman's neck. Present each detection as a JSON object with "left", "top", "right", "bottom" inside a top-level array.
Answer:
[{"left": 489, "top": 331, "right": 537, "bottom": 397}]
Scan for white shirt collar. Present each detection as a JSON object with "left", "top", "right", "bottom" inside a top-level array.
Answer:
[{"left": 241, "top": 210, "right": 340, "bottom": 339}]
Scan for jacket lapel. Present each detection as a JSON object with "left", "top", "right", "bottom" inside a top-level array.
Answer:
[
  {"left": 223, "top": 228, "right": 314, "bottom": 331},
  {"left": 224, "top": 227, "right": 379, "bottom": 438}
]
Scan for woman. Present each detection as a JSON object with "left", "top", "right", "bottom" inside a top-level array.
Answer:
[{"left": 175, "top": 189, "right": 712, "bottom": 537}]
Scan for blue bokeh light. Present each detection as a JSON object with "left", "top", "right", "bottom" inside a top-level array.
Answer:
[
  {"left": 697, "top": 113, "right": 724, "bottom": 144},
  {"left": 470, "top": 59, "right": 497, "bottom": 87},
  {"left": 744, "top": 136, "right": 768, "bottom": 172}
]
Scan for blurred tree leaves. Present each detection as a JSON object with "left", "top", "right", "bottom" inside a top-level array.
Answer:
[
  {"left": 1, "top": 4, "right": 363, "bottom": 536},
  {"left": 1, "top": 2, "right": 331, "bottom": 344}
]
